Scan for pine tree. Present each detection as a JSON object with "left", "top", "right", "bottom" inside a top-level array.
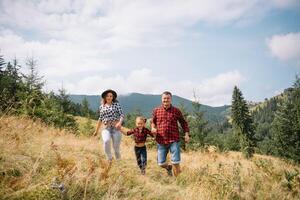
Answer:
[
  {"left": 231, "top": 86, "right": 256, "bottom": 158},
  {"left": 21, "top": 57, "right": 45, "bottom": 116},
  {"left": 188, "top": 97, "right": 210, "bottom": 149},
  {"left": 57, "top": 87, "right": 72, "bottom": 113},
  {"left": 81, "top": 97, "right": 90, "bottom": 117},
  {"left": 0, "top": 59, "right": 23, "bottom": 112},
  {"left": 24, "top": 56, "right": 44, "bottom": 91},
  {"left": 271, "top": 76, "right": 300, "bottom": 163}
]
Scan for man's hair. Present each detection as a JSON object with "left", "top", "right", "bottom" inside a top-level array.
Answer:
[{"left": 162, "top": 91, "right": 172, "bottom": 97}]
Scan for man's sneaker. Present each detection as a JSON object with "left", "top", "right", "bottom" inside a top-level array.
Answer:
[
  {"left": 141, "top": 169, "right": 146, "bottom": 175},
  {"left": 166, "top": 165, "right": 173, "bottom": 176}
]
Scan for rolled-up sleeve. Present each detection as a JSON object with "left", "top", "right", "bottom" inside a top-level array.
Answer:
[
  {"left": 152, "top": 109, "right": 157, "bottom": 127},
  {"left": 116, "top": 102, "right": 124, "bottom": 119},
  {"left": 177, "top": 109, "right": 189, "bottom": 133}
]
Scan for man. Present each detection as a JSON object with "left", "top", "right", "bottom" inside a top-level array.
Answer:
[{"left": 151, "top": 91, "right": 190, "bottom": 177}]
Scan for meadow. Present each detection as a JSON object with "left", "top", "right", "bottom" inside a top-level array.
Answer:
[{"left": 0, "top": 116, "right": 299, "bottom": 200}]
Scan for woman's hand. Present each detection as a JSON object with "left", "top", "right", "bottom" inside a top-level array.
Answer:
[
  {"left": 115, "top": 121, "right": 122, "bottom": 130},
  {"left": 93, "top": 130, "right": 98, "bottom": 137}
]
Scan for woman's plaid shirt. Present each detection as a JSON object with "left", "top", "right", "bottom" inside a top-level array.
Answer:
[{"left": 152, "top": 105, "right": 189, "bottom": 144}]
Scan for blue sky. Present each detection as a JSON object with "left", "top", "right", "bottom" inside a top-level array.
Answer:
[{"left": 0, "top": 0, "right": 299, "bottom": 106}]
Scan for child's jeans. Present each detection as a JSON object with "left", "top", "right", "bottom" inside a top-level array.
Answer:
[
  {"left": 134, "top": 146, "right": 147, "bottom": 170},
  {"left": 101, "top": 127, "right": 122, "bottom": 160}
]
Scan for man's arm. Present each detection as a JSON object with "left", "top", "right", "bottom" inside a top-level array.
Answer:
[
  {"left": 151, "top": 109, "right": 157, "bottom": 133},
  {"left": 177, "top": 109, "right": 190, "bottom": 142}
]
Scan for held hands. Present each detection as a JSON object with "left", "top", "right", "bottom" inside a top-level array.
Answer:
[
  {"left": 115, "top": 121, "right": 122, "bottom": 130},
  {"left": 151, "top": 127, "right": 157, "bottom": 133}
]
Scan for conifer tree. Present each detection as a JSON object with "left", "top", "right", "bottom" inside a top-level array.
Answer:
[
  {"left": 231, "top": 86, "right": 256, "bottom": 158},
  {"left": 271, "top": 76, "right": 300, "bottom": 163},
  {"left": 188, "top": 96, "right": 210, "bottom": 149}
]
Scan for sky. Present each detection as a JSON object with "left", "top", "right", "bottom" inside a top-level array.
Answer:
[{"left": 0, "top": 0, "right": 300, "bottom": 106}]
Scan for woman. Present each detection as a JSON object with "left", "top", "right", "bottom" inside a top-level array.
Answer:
[{"left": 93, "top": 89, "right": 124, "bottom": 163}]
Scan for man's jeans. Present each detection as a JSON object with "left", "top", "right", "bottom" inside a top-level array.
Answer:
[{"left": 157, "top": 141, "right": 181, "bottom": 165}]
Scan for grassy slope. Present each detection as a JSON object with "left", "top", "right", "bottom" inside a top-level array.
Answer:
[{"left": 0, "top": 116, "right": 299, "bottom": 200}]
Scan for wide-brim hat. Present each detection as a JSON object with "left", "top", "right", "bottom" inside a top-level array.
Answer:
[{"left": 101, "top": 89, "right": 117, "bottom": 99}]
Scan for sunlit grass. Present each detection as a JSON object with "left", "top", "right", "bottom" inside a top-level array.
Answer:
[{"left": 0, "top": 116, "right": 299, "bottom": 199}]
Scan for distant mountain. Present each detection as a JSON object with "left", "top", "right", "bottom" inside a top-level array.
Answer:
[{"left": 69, "top": 93, "right": 230, "bottom": 123}]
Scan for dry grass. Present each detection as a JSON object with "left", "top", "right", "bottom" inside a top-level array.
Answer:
[{"left": 0, "top": 115, "right": 300, "bottom": 200}]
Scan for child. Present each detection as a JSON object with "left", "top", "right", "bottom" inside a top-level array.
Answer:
[{"left": 120, "top": 116, "right": 155, "bottom": 175}]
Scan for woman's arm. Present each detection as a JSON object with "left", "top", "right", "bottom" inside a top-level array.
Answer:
[
  {"left": 115, "top": 102, "right": 124, "bottom": 129},
  {"left": 93, "top": 120, "right": 102, "bottom": 136},
  {"left": 120, "top": 126, "right": 131, "bottom": 135}
]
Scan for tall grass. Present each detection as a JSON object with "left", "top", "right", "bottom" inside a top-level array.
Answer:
[{"left": 0, "top": 116, "right": 299, "bottom": 199}]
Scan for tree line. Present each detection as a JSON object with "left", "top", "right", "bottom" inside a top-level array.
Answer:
[
  {"left": 0, "top": 54, "right": 97, "bottom": 133},
  {"left": 1, "top": 53, "right": 299, "bottom": 163}
]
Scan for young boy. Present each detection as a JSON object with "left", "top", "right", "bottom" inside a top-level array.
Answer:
[{"left": 120, "top": 116, "right": 155, "bottom": 175}]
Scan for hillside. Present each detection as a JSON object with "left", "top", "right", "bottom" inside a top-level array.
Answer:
[
  {"left": 1, "top": 116, "right": 299, "bottom": 200},
  {"left": 69, "top": 93, "right": 230, "bottom": 122}
]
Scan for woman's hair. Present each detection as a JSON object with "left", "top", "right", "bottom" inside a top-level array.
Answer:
[
  {"left": 101, "top": 92, "right": 118, "bottom": 105},
  {"left": 136, "top": 116, "right": 147, "bottom": 123}
]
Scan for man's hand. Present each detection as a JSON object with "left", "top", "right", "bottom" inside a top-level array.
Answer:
[
  {"left": 184, "top": 133, "right": 190, "bottom": 143},
  {"left": 151, "top": 127, "right": 157, "bottom": 134}
]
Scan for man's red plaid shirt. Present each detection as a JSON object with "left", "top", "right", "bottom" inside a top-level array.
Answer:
[{"left": 152, "top": 105, "right": 189, "bottom": 144}]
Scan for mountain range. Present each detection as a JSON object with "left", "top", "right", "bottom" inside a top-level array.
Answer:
[{"left": 69, "top": 93, "right": 230, "bottom": 123}]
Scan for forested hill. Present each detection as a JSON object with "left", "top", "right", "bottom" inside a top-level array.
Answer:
[{"left": 69, "top": 93, "right": 230, "bottom": 122}]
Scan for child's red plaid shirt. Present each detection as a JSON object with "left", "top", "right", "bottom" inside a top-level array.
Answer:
[{"left": 126, "top": 127, "right": 154, "bottom": 143}]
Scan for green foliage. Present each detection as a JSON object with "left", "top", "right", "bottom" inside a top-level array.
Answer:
[
  {"left": 123, "top": 108, "right": 142, "bottom": 128},
  {"left": 0, "top": 59, "right": 23, "bottom": 113},
  {"left": 271, "top": 76, "right": 300, "bottom": 163},
  {"left": 0, "top": 55, "right": 79, "bottom": 132},
  {"left": 187, "top": 99, "right": 210, "bottom": 150},
  {"left": 231, "top": 86, "right": 256, "bottom": 158},
  {"left": 252, "top": 96, "right": 281, "bottom": 155}
]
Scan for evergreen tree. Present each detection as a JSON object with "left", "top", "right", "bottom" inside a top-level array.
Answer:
[
  {"left": 188, "top": 97, "right": 210, "bottom": 149},
  {"left": 0, "top": 59, "right": 23, "bottom": 112},
  {"left": 271, "top": 76, "right": 300, "bottom": 163},
  {"left": 231, "top": 86, "right": 256, "bottom": 158},
  {"left": 81, "top": 97, "right": 90, "bottom": 117},
  {"left": 21, "top": 57, "right": 45, "bottom": 116},
  {"left": 24, "top": 56, "right": 44, "bottom": 91},
  {"left": 57, "top": 86, "right": 72, "bottom": 113}
]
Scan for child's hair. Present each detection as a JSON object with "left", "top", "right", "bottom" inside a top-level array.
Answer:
[{"left": 136, "top": 116, "right": 147, "bottom": 123}]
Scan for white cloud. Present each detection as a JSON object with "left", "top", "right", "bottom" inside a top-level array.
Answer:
[
  {"left": 0, "top": 1, "right": 295, "bottom": 106},
  {"left": 1, "top": 0, "right": 298, "bottom": 51},
  {"left": 267, "top": 32, "right": 300, "bottom": 65},
  {"left": 0, "top": 30, "right": 110, "bottom": 76},
  {"left": 54, "top": 68, "right": 245, "bottom": 106}
]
